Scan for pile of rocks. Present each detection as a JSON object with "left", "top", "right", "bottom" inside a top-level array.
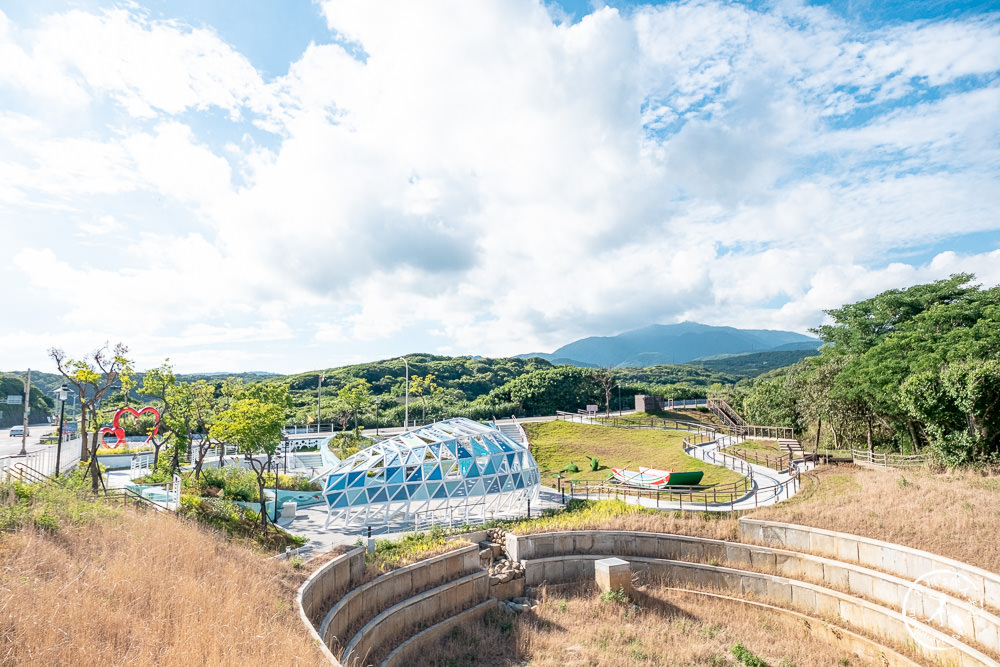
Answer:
[
  {"left": 500, "top": 596, "right": 538, "bottom": 614},
  {"left": 478, "top": 527, "right": 508, "bottom": 568},
  {"left": 488, "top": 558, "right": 525, "bottom": 584}
]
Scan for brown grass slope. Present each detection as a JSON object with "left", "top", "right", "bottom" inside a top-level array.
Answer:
[{"left": 0, "top": 508, "right": 325, "bottom": 666}]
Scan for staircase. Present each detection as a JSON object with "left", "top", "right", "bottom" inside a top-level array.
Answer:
[
  {"left": 497, "top": 421, "right": 528, "bottom": 446},
  {"left": 706, "top": 398, "right": 748, "bottom": 434},
  {"left": 778, "top": 438, "right": 805, "bottom": 462}
]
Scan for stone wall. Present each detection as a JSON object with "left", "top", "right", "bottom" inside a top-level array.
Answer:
[
  {"left": 320, "top": 544, "right": 481, "bottom": 652},
  {"left": 342, "top": 571, "right": 490, "bottom": 667},
  {"left": 296, "top": 546, "right": 366, "bottom": 666},
  {"left": 739, "top": 518, "right": 1000, "bottom": 610},
  {"left": 382, "top": 599, "right": 497, "bottom": 667},
  {"left": 523, "top": 554, "right": 995, "bottom": 666}
]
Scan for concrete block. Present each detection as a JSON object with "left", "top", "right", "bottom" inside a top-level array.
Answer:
[
  {"left": 634, "top": 534, "right": 657, "bottom": 558},
  {"left": 553, "top": 533, "right": 574, "bottom": 555},
  {"left": 574, "top": 531, "right": 594, "bottom": 554},
  {"left": 534, "top": 536, "right": 555, "bottom": 558},
  {"left": 748, "top": 547, "right": 776, "bottom": 572},
  {"left": 740, "top": 573, "right": 769, "bottom": 598},
  {"left": 791, "top": 584, "right": 816, "bottom": 611},
  {"left": 810, "top": 531, "right": 836, "bottom": 558},
  {"left": 595, "top": 557, "right": 631, "bottom": 596},
  {"left": 592, "top": 532, "right": 615, "bottom": 553},
  {"left": 856, "top": 540, "right": 886, "bottom": 571},
  {"left": 971, "top": 611, "right": 999, "bottom": 654},
  {"left": 824, "top": 563, "right": 849, "bottom": 590},
  {"left": 772, "top": 552, "right": 803, "bottom": 578},
  {"left": 813, "top": 590, "right": 840, "bottom": 618},
  {"left": 725, "top": 543, "right": 752, "bottom": 567},
  {"left": 505, "top": 533, "right": 522, "bottom": 561},
  {"left": 836, "top": 537, "right": 860, "bottom": 563},
  {"left": 767, "top": 578, "right": 794, "bottom": 605},
  {"left": 847, "top": 569, "right": 874, "bottom": 599},
  {"left": 760, "top": 524, "right": 785, "bottom": 545}
]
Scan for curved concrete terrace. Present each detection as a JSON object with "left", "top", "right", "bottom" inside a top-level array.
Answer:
[{"left": 298, "top": 522, "right": 1000, "bottom": 666}]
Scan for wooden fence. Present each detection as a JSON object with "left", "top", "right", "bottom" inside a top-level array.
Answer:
[{"left": 851, "top": 449, "right": 931, "bottom": 469}]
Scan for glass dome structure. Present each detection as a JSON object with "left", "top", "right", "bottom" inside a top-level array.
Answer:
[{"left": 322, "top": 417, "right": 540, "bottom": 527}]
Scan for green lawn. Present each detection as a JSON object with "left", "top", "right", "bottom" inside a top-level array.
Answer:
[
  {"left": 523, "top": 420, "right": 744, "bottom": 487},
  {"left": 722, "top": 439, "right": 781, "bottom": 455}
]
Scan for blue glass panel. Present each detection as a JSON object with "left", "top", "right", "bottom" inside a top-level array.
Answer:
[
  {"left": 368, "top": 487, "right": 388, "bottom": 503},
  {"left": 469, "top": 479, "right": 486, "bottom": 496},
  {"left": 461, "top": 459, "right": 478, "bottom": 477},
  {"left": 501, "top": 475, "right": 515, "bottom": 492},
  {"left": 425, "top": 464, "right": 443, "bottom": 481},
  {"left": 480, "top": 459, "right": 496, "bottom": 476},
  {"left": 347, "top": 489, "right": 366, "bottom": 506},
  {"left": 444, "top": 481, "right": 461, "bottom": 497},
  {"left": 327, "top": 474, "right": 347, "bottom": 491},
  {"left": 386, "top": 466, "right": 405, "bottom": 484},
  {"left": 514, "top": 474, "right": 525, "bottom": 489},
  {"left": 390, "top": 485, "right": 408, "bottom": 501},
  {"left": 432, "top": 484, "right": 449, "bottom": 499},
  {"left": 485, "top": 477, "right": 501, "bottom": 494},
  {"left": 406, "top": 466, "right": 422, "bottom": 482},
  {"left": 409, "top": 484, "right": 429, "bottom": 500},
  {"left": 330, "top": 492, "right": 349, "bottom": 509},
  {"left": 347, "top": 471, "right": 366, "bottom": 487}
]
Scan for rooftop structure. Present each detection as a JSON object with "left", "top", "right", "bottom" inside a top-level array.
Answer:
[{"left": 322, "top": 417, "right": 540, "bottom": 527}]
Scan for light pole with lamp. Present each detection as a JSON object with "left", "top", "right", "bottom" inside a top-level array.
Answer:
[
  {"left": 317, "top": 372, "right": 325, "bottom": 434},
  {"left": 282, "top": 434, "right": 289, "bottom": 473},
  {"left": 54, "top": 385, "right": 69, "bottom": 477},
  {"left": 617, "top": 384, "right": 622, "bottom": 416},
  {"left": 18, "top": 368, "right": 30, "bottom": 457},
  {"left": 374, "top": 397, "right": 381, "bottom": 435},
  {"left": 399, "top": 357, "right": 409, "bottom": 430}
]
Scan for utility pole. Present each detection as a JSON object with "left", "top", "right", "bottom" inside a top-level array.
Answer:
[
  {"left": 317, "top": 372, "right": 325, "bottom": 434},
  {"left": 18, "top": 369, "right": 30, "bottom": 457},
  {"left": 399, "top": 357, "right": 409, "bottom": 430}
]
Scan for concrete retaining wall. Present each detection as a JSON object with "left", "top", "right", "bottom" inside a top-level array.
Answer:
[
  {"left": 297, "top": 547, "right": 367, "bottom": 666},
  {"left": 523, "top": 555, "right": 996, "bottom": 666},
  {"left": 510, "top": 530, "right": 1000, "bottom": 658},
  {"left": 739, "top": 518, "right": 1000, "bottom": 611},
  {"left": 382, "top": 599, "right": 497, "bottom": 667},
  {"left": 321, "top": 544, "right": 481, "bottom": 653},
  {"left": 342, "top": 571, "right": 490, "bottom": 667}
]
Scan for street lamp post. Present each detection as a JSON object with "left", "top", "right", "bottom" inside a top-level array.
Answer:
[
  {"left": 374, "top": 397, "right": 381, "bottom": 435},
  {"left": 18, "top": 368, "right": 30, "bottom": 457},
  {"left": 283, "top": 434, "right": 288, "bottom": 473},
  {"left": 54, "top": 385, "right": 69, "bottom": 478},
  {"left": 317, "top": 372, "right": 325, "bottom": 434},
  {"left": 399, "top": 357, "right": 409, "bottom": 430},
  {"left": 618, "top": 384, "right": 622, "bottom": 416}
]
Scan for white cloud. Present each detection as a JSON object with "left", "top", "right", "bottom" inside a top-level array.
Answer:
[{"left": 1, "top": 1, "right": 999, "bottom": 372}]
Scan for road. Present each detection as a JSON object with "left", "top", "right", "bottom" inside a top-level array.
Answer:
[{"left": 0, "top": 423, "right": 58, "bottom": 458}]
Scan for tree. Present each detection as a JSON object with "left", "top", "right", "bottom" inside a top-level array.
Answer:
[
  {"left": 140, "top": 361, "right": 176, "bottom": 471},
  {"left": 409, "top": 374, "right": 440, "bottom": 424},
  {"left": 337, "top": 378, "right": 371, "bottom": 430},
  {"left": 210, "top": 386, "right": 289, "bottom": 532},
  {"left": 49, "top": 343, "right": 133, "bottom": 492},
  {"left": 592, "top": 367, "right": 616, "bottom": 416}
]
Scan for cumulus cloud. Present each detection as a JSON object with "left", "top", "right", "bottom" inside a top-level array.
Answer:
[{"left": 2, "top": 0, "right": 999, "bottom": 371}]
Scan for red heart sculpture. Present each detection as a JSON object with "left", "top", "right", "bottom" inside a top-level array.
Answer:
[{"left": 97, "top": 406, "right": 161, "bottom": 450}]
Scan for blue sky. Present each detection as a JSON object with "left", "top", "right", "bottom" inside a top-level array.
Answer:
[{"left": 1, "top": 0, "right": 998, "bottom": 374}]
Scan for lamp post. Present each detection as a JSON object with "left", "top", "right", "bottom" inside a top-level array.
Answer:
[
  {"left": 618, "top": 384, "right": 622, "bottom": 416},
  {"left": 18, "top": 368, "right": 30, "bottom": 457},
  {"left": 54, "top": 385, "right": 69, "bottom": 477},
  {"left": 374, "top": 397, "right": 381, "bottom": 435},
  {"left": 317, "top": 372, "right": 325, "bottom": 434},
  {"left": 282, "top": 434, "right": 288, "bottom": 473},
  {"left": 399, "top": 357, "right": 409, "bottom": 430}
]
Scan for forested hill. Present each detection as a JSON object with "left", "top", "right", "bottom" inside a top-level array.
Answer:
[{"left": 728, "top": 274, "right": 1000, "bottom": 466}]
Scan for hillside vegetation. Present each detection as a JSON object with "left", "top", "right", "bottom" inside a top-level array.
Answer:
[{"left": 726, "top": 274, "right": 1000, "bottom": 465}]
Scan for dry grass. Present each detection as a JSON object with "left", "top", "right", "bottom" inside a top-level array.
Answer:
[
  {"left": 501, "top": 499, "right": 738, "bottom": 541},
  {"left": 524, "top": 421, "right": 743, "bottom": 486},
  {"left": 751, "top": 464, "right": 1000, "bottom": 574},
  {"left": 431, "top": 584, "right": 917, "bottom": 666},
  {"left": 0, "top": 508, "right": 326, "bottom": 666}
]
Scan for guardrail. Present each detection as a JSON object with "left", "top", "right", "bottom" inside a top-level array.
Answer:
[
  {"left": 851, "top": 449, "right": 931, "bottom": 469},
  {"left": 721, "top": 445, "right": 790, "bottom": 471}
]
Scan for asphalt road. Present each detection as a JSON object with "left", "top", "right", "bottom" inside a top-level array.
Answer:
[{"left": 0, "top": 423, "right": 57, "bottom": 458}]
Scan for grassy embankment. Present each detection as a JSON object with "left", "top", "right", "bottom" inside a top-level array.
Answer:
[
  {"left": 523, "top": 420, "right": 743, "bottom": 486},
  {"left": 0, "top": 478, "right": 325, "bottom": 666}
]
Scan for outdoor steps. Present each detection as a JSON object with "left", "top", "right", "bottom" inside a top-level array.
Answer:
[
  {"left": 778, "top": 438, "right": 805, "bottom": 460},
  {"left": 497, "top": 422, "right": 527, "bottom": 446},
  {"left": 291, "top": 452, "right": 325, "bottom": 471}
]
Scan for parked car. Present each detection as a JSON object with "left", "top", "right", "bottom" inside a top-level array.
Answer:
[{"left": 9, "top": 425, "right": 27, "bottom": 437}]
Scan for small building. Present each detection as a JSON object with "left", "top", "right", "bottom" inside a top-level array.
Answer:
[{"left": 634, "top": 395, "right": 664, "bottom": 412}]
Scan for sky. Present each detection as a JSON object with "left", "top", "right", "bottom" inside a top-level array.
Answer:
[{"left": 1, "top": 0, "right": 998, "bottom": 375}]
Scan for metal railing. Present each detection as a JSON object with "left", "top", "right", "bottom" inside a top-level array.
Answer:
[{"left": 0, "top": 435, "right": 82, "bottom": 481}]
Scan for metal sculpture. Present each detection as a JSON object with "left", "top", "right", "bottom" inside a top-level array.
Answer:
[{"left": 98, "top": 406, "right": 160, "bottom": 449}]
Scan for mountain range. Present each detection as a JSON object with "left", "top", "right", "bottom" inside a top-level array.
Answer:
[{"left": 519, "top": 321, "right": 821, "bottom": 368}]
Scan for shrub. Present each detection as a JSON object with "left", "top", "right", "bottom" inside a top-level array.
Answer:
[
  {"left": 599, "top": 587, "right": 629, "bottom": 604},
  {"left": 731, "top": 641, "right": 767, "bottom": 667},
  {"left": 589, "top": 456, "right": 600, "bottom": 471},
  {"left": 563, "top": 462, "right": 580, "bottom": 473}
]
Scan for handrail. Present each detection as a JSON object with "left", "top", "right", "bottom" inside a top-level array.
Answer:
[{"left": 722, "top": 445, "right": 790, "bottom": 471}]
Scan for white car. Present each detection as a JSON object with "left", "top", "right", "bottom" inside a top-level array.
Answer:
[{"left": 9, "top": 425, "right": 27, "bottom": 437}]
